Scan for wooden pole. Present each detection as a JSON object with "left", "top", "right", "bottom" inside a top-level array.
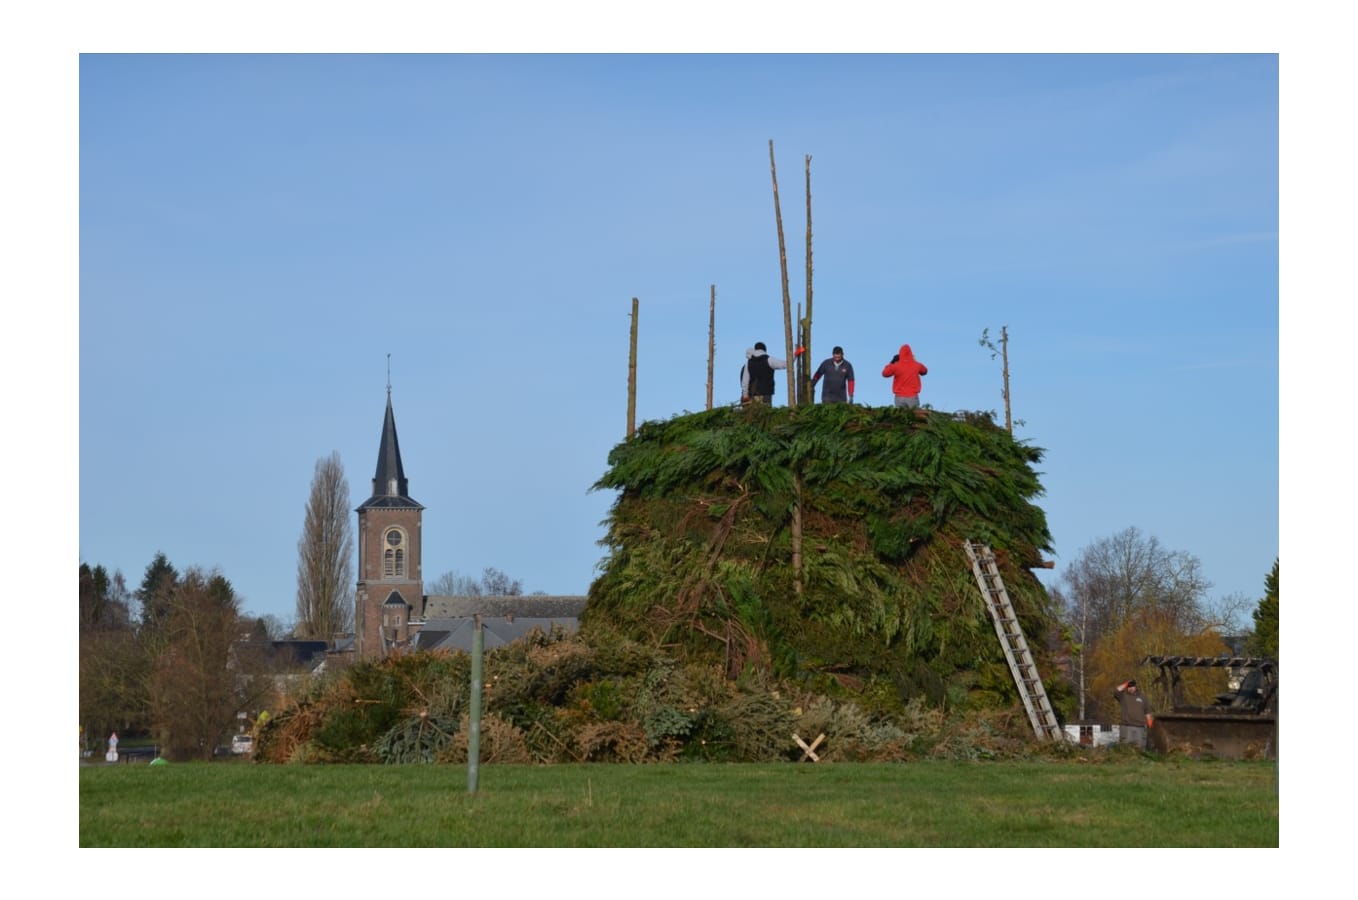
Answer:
[
  {"left": 798, "top": 312, "right": 810, "bottom": 405},
  {"left": 467, "top": 615, "right": 483, "bottom": 793},
  {"left": 627, "top": 297, "right": 638, "bottom": 438},
  {"left": 707, "top": 285, "right": 715, "bottom": 410},
  {"left": 769, "top": 140, "right": 795, "bottom": 407},
  {"left": 803, "top": 154, "right": 814, "bottom": 404},
  {"left": 795, "top": 303, "right": 807, "bottom": 406},
  {"left": 792, "top": 471, "right": 803, "bottom": 597},
  {"left": 1001, "top": 325, "right": 1012, "bottom": 434},
  {"left": 980, "top": 325, "right": 1014, "bottom": 434}
]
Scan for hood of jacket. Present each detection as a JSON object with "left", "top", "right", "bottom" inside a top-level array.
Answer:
[
  {"left": 747, "top": 347, "right": 768, "bottom": 360},
  {"left": 897, "top": 344, "right": 915, "bottom": 362}
]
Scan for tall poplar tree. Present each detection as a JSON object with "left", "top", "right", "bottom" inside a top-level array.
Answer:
[{"left": 295, "top": 451, "right": 355, "bottom": 640}]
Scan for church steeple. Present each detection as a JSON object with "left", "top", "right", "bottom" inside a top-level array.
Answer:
[
  {"left": 373, "top": 391, "right": 409, "bottom": 499},
  {"left": 358, "top": 389, "right": 422, "bottom": 510},
  {"left": 354, "top": 381, "right": 425, "bottom": 660}
]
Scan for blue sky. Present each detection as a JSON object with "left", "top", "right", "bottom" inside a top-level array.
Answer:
[{"left": 74, "top": 53, "right": 1279, "bottom": 626}]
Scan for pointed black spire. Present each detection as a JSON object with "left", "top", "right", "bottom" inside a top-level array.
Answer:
[
  {"left": 373, "top": 392, "right": 409, "bottom": 497},
  {"left": 357, "top": 391, "right": 422, "bottom": 510}
]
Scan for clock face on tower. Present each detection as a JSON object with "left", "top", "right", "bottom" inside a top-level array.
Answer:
[{"left": 386, "top": 529, "right": 402, "bottom": 547}]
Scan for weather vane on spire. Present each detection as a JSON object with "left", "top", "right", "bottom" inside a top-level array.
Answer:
[{"left": 386, "top": 353, "right": 392, "bottom": 396}]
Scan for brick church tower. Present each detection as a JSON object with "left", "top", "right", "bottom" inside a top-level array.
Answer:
[{"left": 354, "top": 389, "right": 424, "bottom": 659}]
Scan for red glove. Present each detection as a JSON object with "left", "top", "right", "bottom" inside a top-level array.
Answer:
[{"left": 794, "top": 345, "right": 806, "bottom": 356}]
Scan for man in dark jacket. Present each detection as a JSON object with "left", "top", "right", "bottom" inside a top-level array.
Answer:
[
  {"left": 1115, "top": 679, "right": 1153, "bottom": 749},
  {"left": 811, "top": 346, "right": 855, "bottom": 403}
]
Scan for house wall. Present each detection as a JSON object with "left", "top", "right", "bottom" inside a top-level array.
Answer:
[{"left": 1063, "top": 723, "right": 1119, "bottom": 748}]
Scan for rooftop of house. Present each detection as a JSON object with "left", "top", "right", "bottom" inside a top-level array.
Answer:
[
  {"left": 414, "top": 615, "right": 580, "bottom": 653},
  {"left": 421, "top": 594, "right": 587, "bottom": 619}
]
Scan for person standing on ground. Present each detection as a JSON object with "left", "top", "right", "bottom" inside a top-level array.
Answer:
[
  {"left": 811, "top": 346, "right": 855, "bottom": 404},
  {"left": 1115, "top": 679, "right": 1154, "bottom": 749},
  {"left": 881, "top": 343, "right": 928, "bottom": 408},
  {"left": 741, "top": 341, "right": 803, "bottom": 405}
]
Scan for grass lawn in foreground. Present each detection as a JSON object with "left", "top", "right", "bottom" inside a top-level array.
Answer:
[{"left": 79, "top": 758, "right": 1277, "bottom": 847}]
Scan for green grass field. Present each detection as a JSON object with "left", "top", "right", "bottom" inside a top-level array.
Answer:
[{"left": 79, "top": 757, "right": 1278, "bottom": 847}]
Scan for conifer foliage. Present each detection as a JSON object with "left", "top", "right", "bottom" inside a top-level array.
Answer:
[{"left": 587, "top": 404, "right": 1063, "bottom": 713}]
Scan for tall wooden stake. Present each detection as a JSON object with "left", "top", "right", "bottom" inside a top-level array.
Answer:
[
  {"left": 803, "top": 154, "right": 814, "bottom": 404},
  {"left": 795, "top": 304, "right": 808, "bottom": 405},
  {"left": 792, "top": 471, "right": 804, "bottom": 597},
  {"left": 793, "top": 312, "right": 803, "bottom": 407},
  {"left": 979, "top": 325, "right": 1013, "bottom": 434},
  {"left": 467, "top": 615, "right": 483, "bottom": 794},
  {"left": 1001, "top": 325, "right": 1012, "bottom": 434},
  {"left": 627, "top": 297, "right": 638, "bottom": 438},
  {"left": 769, "top": 140, "right": 795, "bottom": 406},
  {"left": 706, "top": 285, "right": 716, "bottom": 410}
]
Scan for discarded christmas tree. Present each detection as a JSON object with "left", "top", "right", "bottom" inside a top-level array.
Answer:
[{"left": 586, "top": 403, "right": 1066, "bottom": 715}]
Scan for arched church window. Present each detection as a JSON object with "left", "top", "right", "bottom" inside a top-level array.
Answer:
[{"left": 383, "top": 528, "right": 406, "bottom": 577}]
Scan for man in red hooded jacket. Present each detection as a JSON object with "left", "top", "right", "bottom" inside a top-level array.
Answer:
[{"left": 882, "top": 344, "right": 928, "bottom": 408}]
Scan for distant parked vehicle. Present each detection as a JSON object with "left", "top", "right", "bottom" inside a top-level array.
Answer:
[{"left": 230, "top": 734, "right": 254, "bottom": 755}]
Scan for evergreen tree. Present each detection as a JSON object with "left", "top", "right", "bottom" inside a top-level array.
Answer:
[
  {"left": 137, "top": 551, "right": 179, "bottom": 632},
  {"left": 1249, "top": 559, "right": 1279, "bottom": 660},
  {"left": 80, "top": 562, "right": 110, "bottom": 629}
]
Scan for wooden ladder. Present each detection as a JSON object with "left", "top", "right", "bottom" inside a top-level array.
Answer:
[{"left": 964, "top": 540, "right": 1065, "bottom": 741}]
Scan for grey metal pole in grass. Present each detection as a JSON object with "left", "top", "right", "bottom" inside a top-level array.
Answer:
[{"left": 468, "top": 615, "right": 483, "bottom": 793}]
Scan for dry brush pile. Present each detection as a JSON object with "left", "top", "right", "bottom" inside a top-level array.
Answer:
[{"left": 255, "top": 626, "right": 1081, "bottom": 764}]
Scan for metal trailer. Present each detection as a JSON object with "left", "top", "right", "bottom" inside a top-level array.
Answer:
[{"left": 1142, "top": 655, "right": 1277, "bottom": 760}]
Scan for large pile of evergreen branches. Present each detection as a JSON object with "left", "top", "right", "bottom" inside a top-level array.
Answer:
[{"left": 586, "top": 403, "right": 1068, "bottom": 716}]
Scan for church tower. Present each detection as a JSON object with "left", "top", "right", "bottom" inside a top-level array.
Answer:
[{"left": 354, "top": 389, "right": 425, "bottom": 659}]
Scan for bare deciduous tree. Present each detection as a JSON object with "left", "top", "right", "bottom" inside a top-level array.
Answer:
[
  {"left": 295, "top": 452, "right": 355, "bottom": 640},
  {"left": 429, "top": 569, "right": 481, "bottom": 596},
  {"left": 148, "top": 568, "right": 252, "bottom": 760},
  {"left": 480, "top": 567, "right": 523, "bottom": 597},
  {"left": 429, "top": 567, "right": 524, "bottom": 597},
  {"left": 80, "top": 604, "right": 150, "bottom": 743},
  {"left": 1057, "top": 526, "right": 1220, "bottom": 720}
]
